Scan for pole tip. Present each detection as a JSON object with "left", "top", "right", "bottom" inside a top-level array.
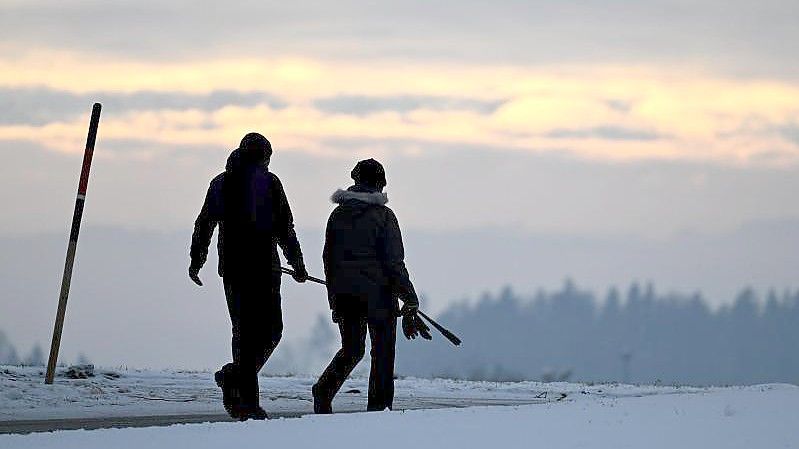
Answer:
[{"left": 92, "top": 103, "right": 102, "bottom": 112}]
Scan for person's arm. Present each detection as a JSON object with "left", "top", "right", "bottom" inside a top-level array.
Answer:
[
  {"left": 382, "top": 208, "right": 419, "bottom": 312},
  {"left": 272, "top": 174, "right": 307, "bottom": 279},
  {"left": 322, "top": 213, "right": 336, "bottom": 310},
  {"left": 189, "top": 181, "right": 221, "bottom": 285}
]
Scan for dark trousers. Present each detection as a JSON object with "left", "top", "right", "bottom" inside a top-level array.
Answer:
[
  {"left": 315, "top": 296, "right": 397, "bottom": 411},
  {"left": 223, "top": 273, "right": 283, "bottom": 408}
]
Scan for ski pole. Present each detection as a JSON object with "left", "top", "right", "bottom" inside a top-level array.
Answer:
[
  {"left": 278, "top": 266, "right": 462, "bottom": 346},
  {"left": 416, "top": 311, "right": 461, "bottom": 346},
  {"left": 279, "top": 266, "right": 326, "bottom": 285}
]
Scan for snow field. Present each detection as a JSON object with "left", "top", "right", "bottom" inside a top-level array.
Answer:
[
  {"left": 2, "top": 385, "right": 798, "bottom": 449},
  {"left": 1, "top": 365, "right": 703, "bottom": 421}
]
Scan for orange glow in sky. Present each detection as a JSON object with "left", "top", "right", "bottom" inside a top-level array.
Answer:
[{"left": 1, "top": 50, "right": 797, "bottom": 166}]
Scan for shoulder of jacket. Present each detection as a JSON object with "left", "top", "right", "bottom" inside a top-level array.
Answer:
[
  {"left": 372, "top": 205, "right": 397, "bottom": 225},
  {"left": 268, "top": 172, "right": 282, "bottom": 183},
  {"left": 329, "top": 203, "right": 346, "bottom": 215},
  {"left": 210, "top": 172, "right": 225, "bottom": 186}
]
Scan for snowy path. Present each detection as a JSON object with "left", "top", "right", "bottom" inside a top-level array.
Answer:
[
  {"left": 1, "top": 366, "right": 585, "bottom": 422},
  {"left": 3, "top": 366, "right": 797, "bottom": 447},
  {"left": 0, "top": 396, "right": 553, "bottom": 434},
  {"left": 2, "top": 383, "right": 797, "bottom": 449},
  {"left": 1, "top": 365, "right": 573, "bottom": 433},
  {"left": 0, "top": 413, "right": 237, "bottom": 434}
]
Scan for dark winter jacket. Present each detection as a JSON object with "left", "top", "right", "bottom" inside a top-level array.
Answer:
[
  {"left": 323, "top": 185, "right": 418, "bottom": 317},
  {"left": 190, "top": 149, "right": 304, "bottom": 280}
]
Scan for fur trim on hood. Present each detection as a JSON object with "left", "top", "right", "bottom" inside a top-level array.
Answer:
[{"left": 331, "top": 188, "right": 389, "bottom": 206}]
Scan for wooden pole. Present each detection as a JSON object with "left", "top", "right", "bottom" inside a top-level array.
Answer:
[{"left": 45, "top": 103, "right": 102, "bottom": 384}]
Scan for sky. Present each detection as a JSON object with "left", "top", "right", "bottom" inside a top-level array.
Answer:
[
  {"left": 1, "top": 1, "right": 798, "bottom": 367},
  {"left": 0, "top": 1, "right": 798, "bottom": 236}
]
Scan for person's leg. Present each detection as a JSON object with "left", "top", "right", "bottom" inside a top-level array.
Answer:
[
  {"left": 235, "top": 277, "right": 268, "bottom": 415},
  {"left": 367, "top": 315, "right": 397, "bottom": 411},
  {"left": 216, "top": 279, "right": 242, "bottom": 417},
  {"left": 313, "top": 301, "right": 368, "bottom": 410},
  {"left": 255, "top": 272, "right": 283, "bottom": 373},
  {"left": 224, "top": 280, "right": 241, "bottom": 365}
]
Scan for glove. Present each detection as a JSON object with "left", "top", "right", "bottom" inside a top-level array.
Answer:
[
  {"left": 189, "top": 266, "right": 203, "bottom": 286},
  {"left": 331, "top": 308, "right": 341, "bottom": 324},
  {"left": 291, "top": 263, "right": 308, "bottom": 283},
  {"left": 398, "top": 300, "right": 419, "bottom": 317},
  {"left": 415, "top": 315, "right": 432, "bottom": 340},
  {"left": 402, "top": 313, "right": 432, "bottom": 340}
]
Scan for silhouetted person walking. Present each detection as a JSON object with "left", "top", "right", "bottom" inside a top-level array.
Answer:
[
  {"left": 313, "top": 159, "right": 424, "bottom": 413},
  {"left": 189, "top": 132, "right": 308, "bottom": 420}
]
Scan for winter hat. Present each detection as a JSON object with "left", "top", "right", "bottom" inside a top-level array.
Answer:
[
  {"left": 239, "top": 132, "right": 272, "bottom": 164},
  {"left": 351, "top": 158, "right": 387, "bottom": 189}
]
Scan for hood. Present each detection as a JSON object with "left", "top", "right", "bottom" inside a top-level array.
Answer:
[
  {"left": 225, "top": 148, "right": 269, "bottom": 172},
  {"left": 331, "top": 186, "right": 388, "bottom": 206}
]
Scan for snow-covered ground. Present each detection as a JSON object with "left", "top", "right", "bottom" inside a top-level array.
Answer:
[
  {"left": 1, "top": 366, "right": 798, "bottom": 448},
  {"left": 2, "top": 365, "right": 704, "bottom": 420}
]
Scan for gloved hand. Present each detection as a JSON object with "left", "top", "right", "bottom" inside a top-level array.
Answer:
[
  {"left": 415, "top": 315, "right": 432, "bottom": 340},
  {"left": 398, "top": 300, "right": 419, "bottom": 317},
  {"left": 402, "top": 313, "right": 432, "bottom": 340},
  {"left": 331, "top": 308, "right": 341, "bottom": 324},
  {"left": 291, "top": 263, "right": 308, "bottom": 283},
  {"left": 189, "top": 266, "right": 203, "bottom": 286}
]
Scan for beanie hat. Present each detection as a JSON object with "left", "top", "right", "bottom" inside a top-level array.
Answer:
[
  {"left": 239, "top": 132, "right": 272, "bottom": 164},
  {"left": 351, "top": 158, "right": 387, "bottom": 189}
]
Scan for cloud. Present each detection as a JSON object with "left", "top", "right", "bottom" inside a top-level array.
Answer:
[
  {"left": 1, "top": 51, "right": 798, "bottom": 165},
  {"left": 546, "top": 126, "right": 664, "bottom": 141},
  {"left": 604, "top": 100, "right": 632, "bottom": 113},
  {"left": 2, "top": 1, "right": 798, "bottom": 79},
  {"left": 0, "top": 87, "right": 285, "bottom": 125},
  {"left": 778, "top": 123, "right": 799, "bottom": 146},
  {"left": 314, "top": 95, "right": 504, "bottom": 116}
]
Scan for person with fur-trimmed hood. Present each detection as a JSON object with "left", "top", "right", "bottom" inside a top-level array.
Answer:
[
  {"left": 312, "top": 158, "right": 428, "bottom": 414},
  {"left": 189, "top": 132, "right": 308, "bottom": 420}
]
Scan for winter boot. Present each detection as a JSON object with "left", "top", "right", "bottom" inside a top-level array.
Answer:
[
  {"left": 238, "top": 405, "right": 269, "bottom": 421},
  {"left": 312, "top": 384, "right": 332, "bottom": 414},
  {"left": 215, "top": 363, "right": 241, "bottom": 419}
]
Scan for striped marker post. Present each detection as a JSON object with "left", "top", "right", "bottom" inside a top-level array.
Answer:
[{"left": 45, "top": 103, "right": 102, "bottom": 384}]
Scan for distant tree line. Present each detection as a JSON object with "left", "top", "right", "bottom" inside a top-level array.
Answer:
[
  {"left": 0, "top": 331, "right": 45, "bottom": 366},
  {"left": 397, "top": 282, "right": 799, "bottom": 386}
]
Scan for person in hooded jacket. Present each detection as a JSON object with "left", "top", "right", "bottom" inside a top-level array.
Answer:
[
  {"left": 312, "top": 158, "right": 427, "bottom": 414},
  {"left": 189, "top": 132, "right": 308, "bottom": 420}
]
